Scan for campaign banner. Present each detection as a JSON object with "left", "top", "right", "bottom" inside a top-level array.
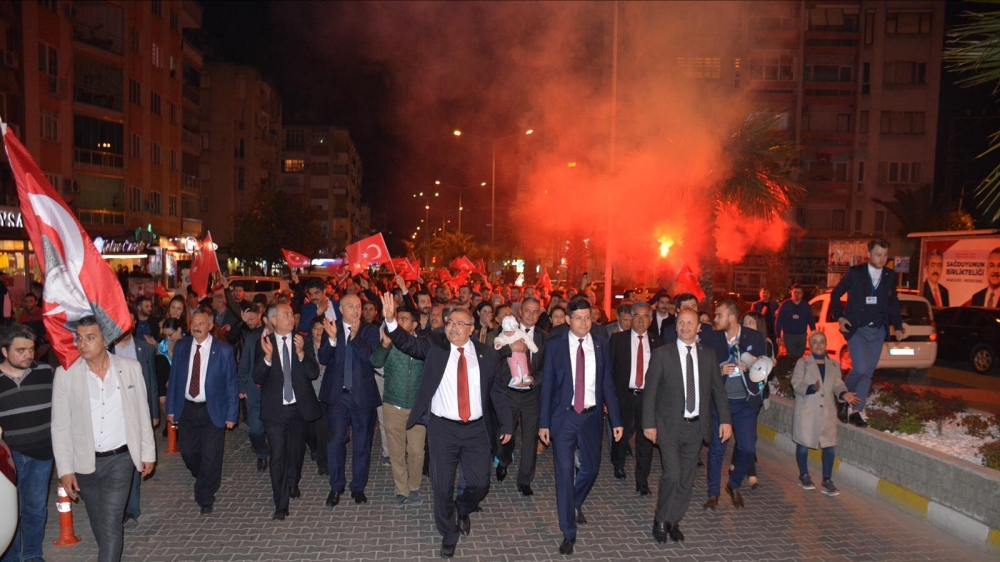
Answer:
[{"left": 920, "top": 236, "right": 1000, "bottom": 308}]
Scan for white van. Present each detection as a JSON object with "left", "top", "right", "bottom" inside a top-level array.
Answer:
[
  {"left": 227, "top": 276, "right": 291, "bottom": 302},
  {"left": 809, "top": 289, "right": 937, "bottom": 376}
]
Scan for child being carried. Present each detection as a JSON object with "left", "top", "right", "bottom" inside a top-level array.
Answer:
[{"left": 493, "top": 316, "right": 539, "bottom": 387}]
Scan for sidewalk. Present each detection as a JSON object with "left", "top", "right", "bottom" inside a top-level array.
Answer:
[{"left": 41, "top": 425, "right": 998, "bottom": 561}]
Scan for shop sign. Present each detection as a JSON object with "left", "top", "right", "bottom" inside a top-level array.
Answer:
[
  {"left": 93, "top": 237, "right": 148, "bottom": 255},
  {"left": 0, "top": 207, "right": 23, "bottom": 228}
]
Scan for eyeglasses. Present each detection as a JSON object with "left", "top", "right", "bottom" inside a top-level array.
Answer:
[{"left": 445, "top": 320, "right": 474, "bottom": 328}]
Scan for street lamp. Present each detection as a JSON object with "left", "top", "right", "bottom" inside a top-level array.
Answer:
[{"left": 452, "top": 128, "right": 534, "bottom": 246}]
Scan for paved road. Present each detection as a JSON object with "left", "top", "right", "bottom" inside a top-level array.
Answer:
[{"left": 42, "top": 425, "right": 997, "bottom": 562}]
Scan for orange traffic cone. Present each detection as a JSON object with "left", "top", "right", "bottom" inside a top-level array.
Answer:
[
  {"left": 53, "top": 484, "right": 81, "bottom": 547},
  {"left": 166, "top": 422, "right": 179, "bottom": 454}
]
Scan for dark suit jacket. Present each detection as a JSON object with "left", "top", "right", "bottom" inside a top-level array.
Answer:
[
  {"left": 830, "top": 264, "right": 903, "bottom": 340},
  {"left": 317, "top": 320, "right": 382, "bottom": 410},
  {"left": 921, "top": 281, "right": 949, "bottom": 307},
  {"left": 253, "top": 333, "right": 321, "bottom": 423},
  {"left": 702, "top": 327, "right": 767, "bottom": 405},
  {"left": 971, "top": 286, "right": 997, "bottom": 307},
  {"left": 494, "top": 325, "right": 548, "bottom": 388},
  {"left": 642, "top": 342, "right": 731, "bottom": 444},
  {"left": 539, "top": 331, "right": 622, "bottom": 431},
  {"left": 648, "top": 313, "right": 676, "bottom": 340},
  {"left": 165, "top": 336, "right": 240, "bottom": 428},
  {"left": 609, "top": 330, "right": 663, "bottom": 398},
  {"left": 386, "top": 327, "right": 513, "bottom": 436},
  {"left": 111, "top": 336, "right": 158, "bottom": 423},
  {"left": 660, "top": 322, "right": 713, "bottom": 345}
]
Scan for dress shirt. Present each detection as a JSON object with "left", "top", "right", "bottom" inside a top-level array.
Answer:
[
  {"left": 676, "top": 339, "right": 701, "bottom": 418},
  {"left": 328, "top": 322, "right": 352, "bottom": 348},
  {"left": 114, "top": 337, "right": 138, "bottom": 362},
  {"left": 184, "top": 335, "right": 213, "bottom": 402},
  {"left": 279, "top": 333, "right": 296, "bottom": 405},
  {"left": 629, "top": 329, "right": 650, "bottom": 389},
  {"left": 568, "top": 333, "right": 597, "bottom": 409},
  {"left": 88, "top": 366, "right": 127, "bottom": 452},
  {"left": 868, "top": 264, "right": 883, "bottom": 290},
  {"left": 431, "top": 340, "right": 483, "bottom": 422}
]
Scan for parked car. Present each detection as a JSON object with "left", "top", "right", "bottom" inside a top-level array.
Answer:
[
  {"left": 809, "top": 289, "right": 937, "bottom": 376},
  {"left": 226, "top": 276, "right": 291, "bottom": 302},
  {"left": 932, "top": 307, "right": 1000, "bottom": 374},
  {"left": 0, "top": 430, "right": 17, "bottom": 555}
]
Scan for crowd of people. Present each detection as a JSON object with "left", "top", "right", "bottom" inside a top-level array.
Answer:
[{"left": 0, "top": 237, "right": 905, "bottom": 561}]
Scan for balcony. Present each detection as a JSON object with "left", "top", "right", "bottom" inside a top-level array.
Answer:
[
  {"left": 74, "top": 86, "right": 123, "bottom": 112},
  {"left": 182, "top": 128, "right": 200, "bottom": 151},
  {"left": 76, "top": 208, "right": 124, "bottom": 227},
  {"left": 74, "top": 148, "right": 124, "bottom": 174},
  {"left": 73, "top": 21, "right": 124, "bottom": 56},
  {"left": 182, "top": 82, "right": 200, "bottom": 105},
  {"left": 181, "top": 174, "right": 200, "bottom": 192}
]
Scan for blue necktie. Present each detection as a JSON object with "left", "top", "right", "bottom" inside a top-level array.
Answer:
[{"left": 344, "top": 326, "right": 354, "bottom": 391}]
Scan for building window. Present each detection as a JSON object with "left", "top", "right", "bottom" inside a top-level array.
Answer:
[
  {"left": 886, "top": 11, "right": 932, "bottom": 35},
  {"left": 857, "top": 161, "right": 865, "bottom": 192},
  {"left": 883, "top": 61, "right": 927, "bottom": 85},
  {"left": 130, "top": 186, "right": 142, "bottom": 213},
  {"left": 285, "top": 130, "right": 304, "bottom": 150},
  {"left": 150, "top": 91, "right": 161, "bottom": 116},
  {"left": 862, "top": 62, "right": 870, "bottom": 94},
  {"left": 39, "top": 0, "right": 58, "bottom": 15},
  {"left": 676, "top": 57, "right": 722, "bottom": 80},
  {"left": 40, "top": 108, "right": 58, "bottom": 141},
  {"left": 803, "top": 64, "right": 853, "bottom": 83},
  {"left": 283, "top": 159, "right": 305, "bottom": 173},
  {"left": 168, "top": 102, "right": 177, "bottom": 125},
  {"left": 853, "top": 210, "right": 863, "bottom": 232},
  {"left": 168, "top": 195, "right": 177, "bottom": 217},
  {"left": 864, "top": 10, "right": 875, "bottom": 45},
  {"left": 832, "top": 210, "right": 846, "bottom": 232},
  {"left": 859, "top": 111, "right": 869, "bottom": 134},
  {"left": 236, "top": 139, "right": 245, "bottom": 160},
  {"left": 313, "top": 132, "right": 328, "bottom": 145},
  {"left": 151, "top": 42, "right": 161, "bottom": 68},
  {"left": 733, "top": 58, "right": 741, "bottom": 88},
  {"left": 130, "top": 134, "right": 141, "bottom": 159},
  {"left": 877, "top": 161, "right": 922, "bottom": 184},
  {"left": 129, "top": 27, "right": 140, "bottom": 53},
  {"left": 170, "top": 149, "right": 177, "bottom": 171},
  {"left": 874, "top": 210, "right": 886, "bottom": 232},
  {"left": 151, "top": 142, "right": 161, "bottom": 165},
  {"left": 170, "top": 10, "right": 179, "bottom": 32},
  {"left": 151, "top": 0, "right": 162, "bottom": 17},
  {"left": 879, "top": 111, "right": 925, "bottom": 134},
  {"left": 38, "top": 42, "right": 57, "bottom": 77},
  {"left": 149, "top": 192, "right": 161, "bottom": 215},
  {"left": 237, "top": 167, "right": 245, "bottom": 190},
  {"left": 746, "top": 55, "right": 794, "bottom": 81},
  {"left": 129, "top": 80, "right": 141, "bottom": 105}
]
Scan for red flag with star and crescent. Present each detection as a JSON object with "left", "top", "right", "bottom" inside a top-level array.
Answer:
[
  {"left": 539, "top": 268, "right": 553, "bottom": 293},
  {"left": 2, "top": 125, "right": 133, "bottom": 368},
  {"left": 450, "top": 256, "right": 476, "bottom": 272},
  {"left": 282, "top": 248, "right": 312, "bottom": 269},
  {"left": 344, "top": 233, "right": 391, "bottom": 276},
  {"left": 675, "top": 263, "right": 706, "bottom": 301},
  {"left": 190, "top": 231, "right": 221, "bottom": 298}
]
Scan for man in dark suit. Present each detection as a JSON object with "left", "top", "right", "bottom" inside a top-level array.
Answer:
[
  {"left": 316, "top": 293, "right": 381, "bottom": 507},
  {"left": 648, "top": 292, "right": 675, "bottom": 340},
  {"left": 494, "top": 296, "right": 547, "bottom": 496},
  {"left": 750, "top": 288, "right": 779, "bottom": 344},
  {"left": 609, "top": 302, "right": 662, "bottom": 494},
  {"left": 920, "top": 250, "right": 949, "bottom": 307},
  {"left": 970, "top": 247, "right": 1000, "bottom": 308},
  {"left": 659, "top": 293, "right": 713, "bottom": 344},
  {"left": 830, "top": 238, "right": 906, "bottom": 428},
  {"left": 165, "top": 311, "right": 239, "bottom": 514},
  {"left": 703, "top": 300, "right": 766, "bottom": 510},
  {"left": 643, "top": 308, "right": 732, "bottom": 544},
  {"left": 253, "top": 303, "right": 321, "bottom": 520},
  {"left": 538, "top": 299, "right": 623, "bottom": 556},
  {"left": 380, "top": 293, "right": 512, "bottom": 559}
]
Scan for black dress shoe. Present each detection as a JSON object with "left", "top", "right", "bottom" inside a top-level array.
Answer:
[
  {"left": 458, "top": 514, "right": 471, "bottom": 536},
  {"left": 440, "top": 543, "right": 456, "bottom": 558},
  {"left": 575, "top": 508, "right": 587, "bottom": 524},
  {"left": 838, "top": 403, "right": 850, "bottom": 423},
  {"left": 725, "top": 484, "right": 745, "bottom": 508},
  {"left": 496, "top": 465, "right": 507, "bottom": 482},
  {"left": 636, "top": 484, "right": 651, "bottom": 496},
  {"left": 652, "top": 520, "right": 670, "bottom": 543},
  {"left": 472, "top": 505, "right": 483, "bottom": 513},
  {"left": 272, "top": 509, "right": 287, "bottom": 521},
  {"left": 289, "top": 486, "right": 301, "bottom": 499},
  {"left": 257, "top": 457, "right": 268, "bottom": 472},
  {"left": 326, "top": 491, "right": 341, "bottom": 507},
  {"left": 351, "top": 491, "right": 368, "bottom": 504},
  {"left": 703, "top": 496, "right": 719, "bottom": 510},
  {"left": 199, "top": 504, "right": 213, "bottom": 515},
  {"left": 559, "top": 539, "right": 575, "bottom": 555},
  {"left": 613, "top": 467, "right": 626, "bottom": 480},
  {"left": 668, "top": 523, "right": 684, "bottom": 542},
  {"left": 849, "top": 412, "right": 869, "bottom": 428},
  {"left": 519, "top": 485, "right": 534, "bottom": 496},
  {"left": 318, "top": 466, "right": 329, "bottom": 476}
]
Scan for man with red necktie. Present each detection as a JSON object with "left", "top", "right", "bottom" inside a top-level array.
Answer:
[{"left": 379, "top": 293, "right": 512, "bottom": 560}]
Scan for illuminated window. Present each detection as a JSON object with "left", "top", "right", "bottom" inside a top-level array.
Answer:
[
  {"left": 283, "top": 159, "right": 305, "bottom": 173},
  {"left": 676, "top": 57, "right": 721, "bottom": 80}
]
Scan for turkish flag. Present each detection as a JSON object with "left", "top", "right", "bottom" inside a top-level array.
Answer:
[
  {"left": 436, "top": 268, "right": 452, "bottom": 283},
  {"left": 190, "top": 231, "right": 221, "bottom": 298},
  {"left": 539, "top": 268, "right": 553, "bottom": 292},
  {"left": 282, "top": 248, "right": 312, "bottom": 269},
  {"left": 344, "top": 233, "right": 391, "bottom": 276},
  {"left": 450, "top": 256, "right": 476, "bottom": 272},
  {"left": 475, "top": 258, "right": 488, "bottom": 276},
  {"left": 447, "top": 269, "right": 470, "bottom": 288},
  {"left": 2, "top": 125, "right": 132, "bottom": 368},
  {"left": 391, "top": 258, "right": 419, "bottom": 281},
  {"left": 675, "top": 264, "right": 706, "bottom": 301}
]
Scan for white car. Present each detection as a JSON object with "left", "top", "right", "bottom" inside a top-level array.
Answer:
[
  {"left": 0, "top": 429, "right": 17, "bottom": 555},
  {"left": 809, "top": 289, "right": 937, "bottom": 376},
  {"left": 226, "top": 276, "right": 291, "bottom": 302}
]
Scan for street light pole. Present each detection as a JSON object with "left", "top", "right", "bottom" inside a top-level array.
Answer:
[{"left": 491, "top": 139, "right": 497, "bottom": 245}]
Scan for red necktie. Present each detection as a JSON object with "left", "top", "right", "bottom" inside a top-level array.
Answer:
[
  {"left": 188, "top": 344, "right": 202, "bottom": 398},
  {"left": 574, "top": 338, "right": 586, "bottom": 413},
  {"left": 635, "top": 335, "right": 644, "bottom": 388},
  {"left": 932, "top": 286, "right": 942, "bottom": 307},
  {"left": 457, "top": 347, "right": 470, "bottom": 422}
]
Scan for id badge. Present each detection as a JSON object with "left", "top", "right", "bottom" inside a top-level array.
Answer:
[{"left": 866, "top": 296, "right": 877, "bottom": 305}]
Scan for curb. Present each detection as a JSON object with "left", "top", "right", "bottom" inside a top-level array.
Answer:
[{"left": 757, "top": 422, "right": 1000, "bottom": 552}]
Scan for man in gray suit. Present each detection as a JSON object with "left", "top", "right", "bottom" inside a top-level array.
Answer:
[
  {"left": 51, "top": 316, "right": 157, "bottom": 562},
  {"left": 642, "top": 309, "right": 731, "bottom": 544}
]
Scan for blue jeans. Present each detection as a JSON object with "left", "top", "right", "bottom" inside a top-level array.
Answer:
[
  {"left": 1, "top": 452, "right": 52, "bottom": 562},
  {"left": 125, "top": 470, "right": 141, "bottom": 520},
  {"left": 796, "top": 444, "right": 835, "bottom": 480},
  {"left": 846, "top": 325, "right": 885, "bottom": 412},
  {"left": 708, "top": 398, "right": 759, "bottom": 496},
  {"left": 245, "top": 384, "right": 268, "bottom": 459}
]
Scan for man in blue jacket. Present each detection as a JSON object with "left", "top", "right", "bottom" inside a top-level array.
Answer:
[
  {"left": 775, "top": 285, "right": 815, "bottom": 359},
  {"left": 830, "top": 238, "right": 906, "bottom": 428}
]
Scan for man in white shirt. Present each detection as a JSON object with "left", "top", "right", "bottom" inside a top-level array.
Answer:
[{"left": 972, "top": 247, "right": 1000, "bottom": 308}]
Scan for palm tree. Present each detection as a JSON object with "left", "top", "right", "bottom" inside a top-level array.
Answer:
[{"left": 943, "top": 4, "right": 1000, "bottom": 222}]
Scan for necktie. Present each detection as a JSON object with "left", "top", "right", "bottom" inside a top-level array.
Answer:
[
  {"left": 456, "top": 347, "right": 470, "bottom": 422},
  {"left": 574, "top": 338, "right": 586, "bottom": 413},
  {"left": 281, "top": 336, "right": 293, "bottom": 402},
  {"left": 343, "top": 326, "right": 354, "bottom": 391},
  {"left": 635, "top": 335, "right": 644, "bottom": 388},
  {"left": 989, "top": 292, "right": 996, "bottom": 308},
  {"left": 189, "top": 343, "right": 202, "bottom": 398},
  {"left": 933, "top": 286, "right": 942, "bottom": 307},
  {"left": 685, "top": 345, "right": 696, "bottom": 414}
]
